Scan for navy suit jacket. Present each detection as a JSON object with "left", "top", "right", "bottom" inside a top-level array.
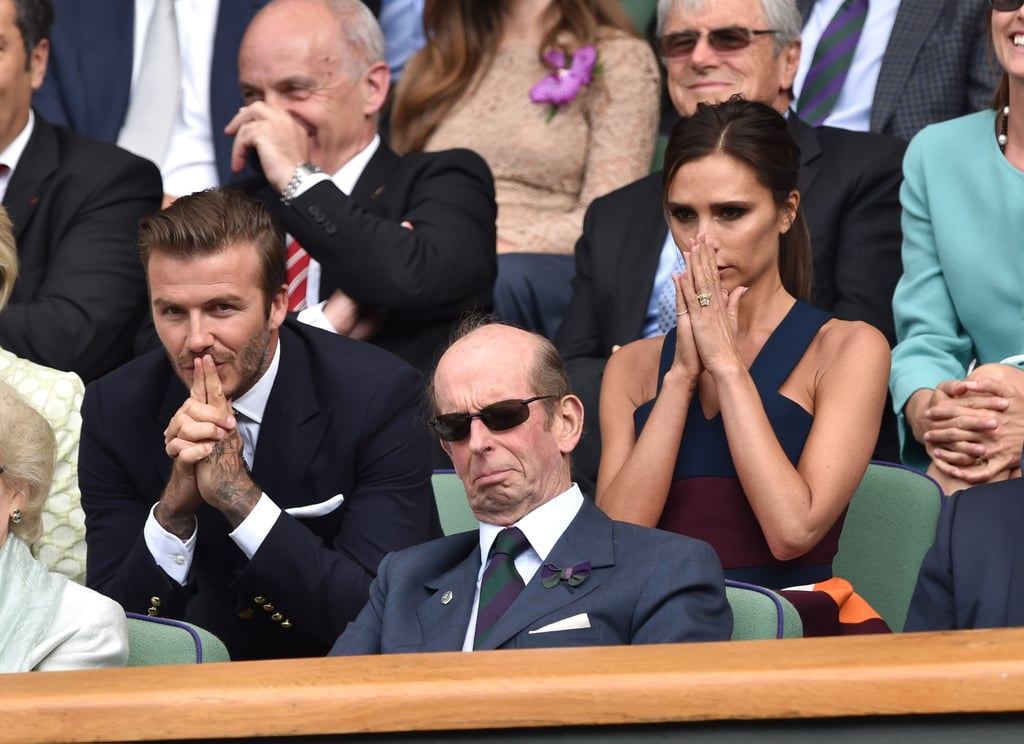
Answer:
[
  {"left": 555, "top": 115, "right": 905, "bottom": 494},
  {"left": 80, "top": 320, "right": 440, "bottom": 660},
  {"left": 0, "top": 113, "right": 161, "bottom": 381},
  {"left": 796, "top": 0, "right": 999, "bottom": 140},
  {"left": 235, "top": 143, "right": 497, "bottom": 378},
  {"left": 330, "top": 499, "right": 732, "bottom": 654},
  {"left": 905, "top": 481, "right": 1024, "bottom": 631},
  {"left": 34, "top": 0, "right": 269, "bottom": 186}
]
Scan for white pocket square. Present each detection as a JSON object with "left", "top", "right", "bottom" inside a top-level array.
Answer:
[
  {"left": 284, "top": 493, "right": 345, "bottom": 518},
  {"left": 528, "top": 613, "right": 591, "bottom": 634}
]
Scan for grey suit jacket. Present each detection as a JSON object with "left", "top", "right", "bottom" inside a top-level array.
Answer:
[
  {"left": 330, "top": 499, "right": 732, "bottom": 654},
  {"left": 796, "top": 0, "right": 999, "bottom": 140}
]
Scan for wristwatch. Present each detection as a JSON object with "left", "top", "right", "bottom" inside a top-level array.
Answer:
[{"left": 280, "top": 162, "right": 323, "bottom": 205}]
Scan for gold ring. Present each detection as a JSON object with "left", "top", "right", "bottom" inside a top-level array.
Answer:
[
  {"left": 697, "top": 292, "right": 712, "bottom": 307},
  {"left": 676, "top": 310, "right": 688, "bottom": 316}
]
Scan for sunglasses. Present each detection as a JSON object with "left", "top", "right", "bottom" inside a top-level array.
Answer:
[
  {"left": 429, "top": 395, "right": 557, "bottom": 442},
  {"left": 657, "top": 27, "right": 779, "bottom": 58},
  {"left": 991, "top": 0, "right": 1024, "bottom": 10}
]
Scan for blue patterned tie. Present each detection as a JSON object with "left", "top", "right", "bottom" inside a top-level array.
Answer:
[
  {"left": 474, "top": 527, "right": 530, "bottom": 649},
  {"left": 797, "top": 0, "right": 869, "bottom": 126}
]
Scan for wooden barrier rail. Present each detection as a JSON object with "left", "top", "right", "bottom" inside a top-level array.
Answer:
[{"left": 5, "top": 628, "right": 1024, "bottom": 742}]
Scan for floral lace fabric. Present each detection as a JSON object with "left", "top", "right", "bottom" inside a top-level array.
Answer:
[{"left": 424, "top": 31, "right": 661, "bottom": 255}]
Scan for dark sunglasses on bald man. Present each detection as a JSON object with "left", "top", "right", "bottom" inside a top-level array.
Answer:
[
  {"left": 429, "top": 396, "right": 557, "bottom": 442},
  {"left": 991, "top": 0, "right": 1024, "bottom": 11},
  {"left": 656, "top": 27, "right": 779, "bottom": 58}
]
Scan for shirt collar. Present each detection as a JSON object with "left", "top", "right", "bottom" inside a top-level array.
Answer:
[
  {"left": 477, "top": 484, "right": 585, "bottom": 565},
  {"left": 0, "top": 109, "right": 34, "bottom": 174},
  {"left": 231, "top": 335, "right": 281, "bottom": 425},
  {"left": 330, "top": 134, "right": 380, "bottom": 195}
]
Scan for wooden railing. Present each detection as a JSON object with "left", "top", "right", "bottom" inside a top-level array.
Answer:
[{"left": 5, "top": 628, "right": 1024, "bottom": 742}]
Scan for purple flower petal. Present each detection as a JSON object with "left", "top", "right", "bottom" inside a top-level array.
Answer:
[
  {"left": 570, "top": 45, "right": 597, "bottom": 85},
  {"left": 542, "top": 48, "right": 566, "bottom": 68}
]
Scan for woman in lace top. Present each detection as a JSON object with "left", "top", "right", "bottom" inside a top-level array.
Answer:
[{"left": 390, "top": 0, "right": 661, "bottom": 338}]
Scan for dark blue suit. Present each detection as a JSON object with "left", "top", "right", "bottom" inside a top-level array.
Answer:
[
  {"left": 330, "top": 499, "right": 732, "bottom": 654},
  {"left": 34, "top": 0, "right": 269, "bottom": 186},
  {"left": 80, "top": 320, "right": 440, "bottom": 660},
  {"left": 906, "top": 482, "right": 1024, "bottom": 631}
]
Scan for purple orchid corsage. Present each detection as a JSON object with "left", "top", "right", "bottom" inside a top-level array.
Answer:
[
  {"left": 541, "top": 561, "right": 592, "bottom": 589},
  {"left": 529, "top": 45, "right": 600, "bottom": 122}
]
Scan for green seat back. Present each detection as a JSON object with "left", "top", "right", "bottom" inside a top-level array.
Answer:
[
  {"left": 725, "top": 581, "right": 803, "bottom": 640},
  {"left": 431, "top": 470, "right": 478, "bottom": 536},
  {"left": 126, "top": 613, "right": 230, "bottom": 666},
  {"left": 620, "top": 0, "right": 658, "bottom": 35},
  {"left": 832, "top": 462, "right": 944, "bottom": 632}
]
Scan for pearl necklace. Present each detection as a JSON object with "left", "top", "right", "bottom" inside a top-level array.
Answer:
[{"left": 999, "top": 104, "right": 1009, "bottom": 153}]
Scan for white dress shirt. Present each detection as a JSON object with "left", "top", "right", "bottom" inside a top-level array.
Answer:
[
  {"left": 129, "top": 0, "right": 220, "bottom": 194},
  {"left": 461, "top": 484, "right": 585, "bottom": 651}
]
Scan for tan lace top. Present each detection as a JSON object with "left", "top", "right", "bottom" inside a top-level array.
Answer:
[{"left": 424, "top": 31, "right": 661, "bottom": 255}]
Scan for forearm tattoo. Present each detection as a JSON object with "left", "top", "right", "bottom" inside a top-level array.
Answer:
[{"left": 207, "top": 432, "right": 262, "bottom": 529}]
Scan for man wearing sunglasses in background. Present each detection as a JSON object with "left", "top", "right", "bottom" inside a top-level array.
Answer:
[
  {"left": 330, "top": 317, "right": 732, "bottom": 654},
  {"left": 557, "top": 0, "right": 908, "bottom": 497}
]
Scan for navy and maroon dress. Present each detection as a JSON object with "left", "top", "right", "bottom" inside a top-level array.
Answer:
[{"left": 634, "top": 301, "right": 888, "bottom": 635}]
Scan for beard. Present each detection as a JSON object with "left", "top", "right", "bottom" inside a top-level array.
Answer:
[{"left": 173, "top": 324, "right": 274, "bottom": 401}]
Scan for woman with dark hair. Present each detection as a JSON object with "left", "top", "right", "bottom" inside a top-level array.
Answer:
[
  {"left": 390, "top": 0, "right": 660, "bottom": 338},
  {"left": 597, "top": 98, "right": 891, "bottom": 635},
  {"left": 890, "top": 2, "right": 1024, "bottom": 495}
]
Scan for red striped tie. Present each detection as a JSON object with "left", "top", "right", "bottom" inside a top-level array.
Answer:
[{"left": 286, "top": 238, "right": 310, "bottom": 312}]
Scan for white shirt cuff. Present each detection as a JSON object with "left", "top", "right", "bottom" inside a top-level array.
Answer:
[
  {"left": 292, "top": 171, "right": 331, "bottom": 199},
  {"left": 143, "top": 504, "right": 197, "bottom": 586},
  {"left": 296, "top": 301, "right": 338, "bottom": 333},
  {"left": 229, "top": 493, "right": 281, "bottom": 560}
]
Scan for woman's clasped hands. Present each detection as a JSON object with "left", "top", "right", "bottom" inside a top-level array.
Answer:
[{"left": 670, "top": 234, "right": 748, "bottom": 382}]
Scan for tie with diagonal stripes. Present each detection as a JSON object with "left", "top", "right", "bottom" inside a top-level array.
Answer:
[
  {"left": 474, "top": 527, "right": 531, "bottom": 649},
  {"left": 286, "top": 238, "right": 310, "bottom": 312},
  {"left": 796, "top": 0, "right": 869, "bottom": 126}
]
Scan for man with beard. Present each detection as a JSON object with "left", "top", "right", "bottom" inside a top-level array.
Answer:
[{"left": 78, "top": 189, "right": 439, "bottom": 660}]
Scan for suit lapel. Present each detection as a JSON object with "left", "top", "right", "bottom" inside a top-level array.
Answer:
[
  {"left": 4, "top": 116, "right": 58, "bottom": 241},
  {"left": 351, "top": 144, "right": 400, "bottom": 207},
  {"left": 788, "top": 113, "right": 822, "bottom": 196},
  {"left": 79, "top": 0, "right": 134, "bottom": 138},
  {"left": 250, "top": 326, "right": 329, "bottom": 503},
  {"left": 616, "top": 174, "right": 668, "bottom": 342},
  {"left": 417, "top": 535, "right": 481, "bottom": 652},
  {"left": 871, "top": 0, "right": 937, "bottom": 133},
  {"left": 477, "top": 501, "right": 616, "bottom": 650}
]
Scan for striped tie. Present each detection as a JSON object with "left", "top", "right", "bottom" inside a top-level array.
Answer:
[
  {"left": 474, "top": 527, "right": 531, "bottom": 649},
  {"left": 286, "top": 238, "right": 310, "bottom": 312},
  {"left": 796, "top": 0, "right": 869, "bottom": 126}
]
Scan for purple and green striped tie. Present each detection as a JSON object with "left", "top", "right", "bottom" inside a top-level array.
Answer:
[
  {"left": 474, "top": 527, "right": 531, "bottom": 649},
  {"left": 796, "top": 0, "right": 869, "bottom": 126}
]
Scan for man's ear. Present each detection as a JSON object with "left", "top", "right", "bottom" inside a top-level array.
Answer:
[
  {"left": 268, "top": 285, "right": 288, "bottom": 330},
  {"left": 555, "top": 394, "right": 584, "bottom": 455},
  {"left": 362, "top": 61, "right": 391, "bottom": 117},
  {"left": 30, "top": 38, "right": 49, "bottom": 90}
]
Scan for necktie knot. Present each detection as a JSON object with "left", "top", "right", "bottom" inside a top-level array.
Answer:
[{"left": 489, "top": 526, "right": 530, "bottom": 560}]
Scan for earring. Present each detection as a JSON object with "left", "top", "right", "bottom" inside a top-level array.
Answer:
[{"left": 11, "top": 508, "right": 21, "bottom": 524}]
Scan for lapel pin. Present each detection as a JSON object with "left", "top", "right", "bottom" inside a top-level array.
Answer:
[{"left": 441, "top": 590, "right": 453, "bottom": 605}]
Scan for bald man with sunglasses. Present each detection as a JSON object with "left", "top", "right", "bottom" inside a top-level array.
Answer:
[{"left": 330, "top": 318, "right": 731, "bottom": 655}]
